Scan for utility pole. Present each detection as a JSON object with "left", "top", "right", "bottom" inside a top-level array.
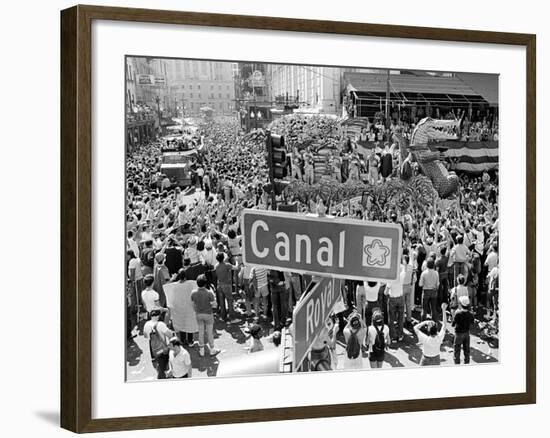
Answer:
[
  {"left": 385, "top": 69, "right": 391, "bottom": 129},
  {"left": 266, "top": 130, "right": 277, "bottom": 210},
  {"left": 155, "top": 95, "right": 162, "bottom": 136}
]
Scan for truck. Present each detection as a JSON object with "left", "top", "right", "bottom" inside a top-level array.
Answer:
[{"left": 159, "top": 150, "right": 197, "bottom": 188}]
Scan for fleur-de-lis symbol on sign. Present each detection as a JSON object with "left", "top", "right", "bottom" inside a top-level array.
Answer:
[{"left": 363, "top": 239, "right": 390, "bottom": 266}]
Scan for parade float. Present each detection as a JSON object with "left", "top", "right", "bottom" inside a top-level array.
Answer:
[
  {"left": 264, "top": 113, "right": 443, "bottom": 214},
  {"left": 393, "top": 117, "right": 462, "bottom": 198}
]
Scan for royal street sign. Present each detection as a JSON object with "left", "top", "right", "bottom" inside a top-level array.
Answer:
[
  {"left": 292, "top": 277, "right": 342, "bottom": 368},
  {"left": 241, "top": 209, "right": 402, "bottom": 282}
]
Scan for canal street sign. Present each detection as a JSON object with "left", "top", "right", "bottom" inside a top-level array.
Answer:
[
  {"left": 292, "top": 277, "right": 342, "bottom": 368},
  {"left": 241, "top": 209, "right": 402, "bottom": 282}
]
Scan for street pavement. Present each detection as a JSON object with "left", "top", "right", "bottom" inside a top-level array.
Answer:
[{"left": 126, "top": 302, "right": 499, "bottom": 381}]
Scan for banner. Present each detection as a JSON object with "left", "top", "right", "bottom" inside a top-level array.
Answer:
[{"left": 137, "top": 74, "right": 155, "bottom": 85}]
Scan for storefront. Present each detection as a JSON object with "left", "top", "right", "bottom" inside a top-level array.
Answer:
[{"left": 126, "top": 114, "right": 156, "bottom": 151}]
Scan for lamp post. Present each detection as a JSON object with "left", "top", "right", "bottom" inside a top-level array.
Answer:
[
  {"left": 385, "top": 69, "right": 391, "bottom": 129},
  {"left": 154, "top": 95, "right": 162, "bottom": 136},
  {"left": 256, "top": 109, "right": 262, "bottom": 129},
  {"left": 250, "top": 108, "right": 256, "bottom": 130}
]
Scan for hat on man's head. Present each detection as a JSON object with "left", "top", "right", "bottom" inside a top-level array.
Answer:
[
  {"left": 350, "top": 315, "right": 361, "bottom": 330},
  {"left": 155, "top": 253, "right": 165, "bottom": 264},
  {"left": 149, "top": 308, "right": 162, "bottom": 318},
  {"left": 458, "top": 296, "right": 470, "bottom": 307}
]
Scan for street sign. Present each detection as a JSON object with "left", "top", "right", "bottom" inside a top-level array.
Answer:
[
  {"left": 241, "top": 209, "right": 402, "bottom": 282},
  {"left": 292, "top": 277, "right": 342, "bottom": 368}
]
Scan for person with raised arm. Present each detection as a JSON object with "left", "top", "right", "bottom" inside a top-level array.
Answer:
[{"left": 414, "top": 302, "right": 448, "bottom": 366}]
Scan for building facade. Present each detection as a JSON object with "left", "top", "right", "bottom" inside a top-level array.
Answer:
[
  {"left": 125, "top": 57, "right": 166, "bottom": 149},
  {"left": 126, "top": 57, "right": 171, "bottom": 111},
  {"left": 268, "top": 65, "right": 342, "bottom": 115},
  {"left": 165, "top": 60, "right": 236, "bottom": 116},
  {"left": 234, "top": 63, "right": 274, "bottom": 131}
]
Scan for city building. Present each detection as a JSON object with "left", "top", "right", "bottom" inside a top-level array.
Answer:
[
  {"left": 127, "top": 57, "right": 171, "bottom": 111},
  {"left": 268, "top": 65, "right": 342, "bottom": 115},
  {"left": 165, "top": 59, "right": 236, "bottom": 116},
  {"left": 125, "top": 57, "right": 167, "bottom": 149},
  {"left": 234, "top": 63, "right": 273, "bottom": 131}
]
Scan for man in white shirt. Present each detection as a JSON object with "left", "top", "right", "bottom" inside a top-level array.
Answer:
[
  {"left": 401, "top": 254, "right": 415, "bottom": 328},
  {"left": 127, "top": 230, "right": 140, "bottom": 258},
  {"left": 168, "top": 337, "right": 192, "bottom": 378},
  {"left": 473, "top": 224, "right": 485, "bottom": 256},
  {"left": 251, "top": 266, "right": 269, "bottom": 319},
  {"left": 141, "top": 275, "right": 160, "bottom": 313},
  {"left": 485, "top": 245, "right": 498, "bottom": 272},
  {"left": 196, "top": 166, "right": 205, "bottom": 191},
  {"left": 387, "top": 263, "right": 406, "bottom": 341},
  {"left": 451, "top": 235, "right": 470, "bottom": 280},
  {"left": 360, "top": 281, "right": 381, "bottom": 326},
  {"left": 486, "top": 265, "right": 499, "bottom": 320},
  {"left": 143, "top": 308, "right": 173, "bottom": 379}
]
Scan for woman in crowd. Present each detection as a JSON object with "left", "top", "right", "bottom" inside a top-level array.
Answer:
[
  {"left": 343, "top": 312, "right": 367, "bottom": 370},
  {"left": 365, "top": 309, "right": 390, "bottom": 368},
  {"left": 414, "top": 302, "right": 448, "bottom": 366}
]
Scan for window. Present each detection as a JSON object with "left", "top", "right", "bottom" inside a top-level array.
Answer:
[
  {"left": 198, "top": 84, "right": 201, "bottom": 90},
  {"left": 189, "top": 85, "right": 193, "bottom": 89},
  {"left": 226, "top": 85, "right": 230, "bottom": 91},
  {"left": 211, "top": 85, "right": 214, "bottom": 90},
  {"left": 181, "top": 85, "right": 185, "bottom": 89},
  {"left": 198, "top": 93, "right": 201, "bottom": 99},
  {"left": 218, "top": 85, "right": 221, "bottom": 90},
  {"left": 190, "top": 93, "right": 193, "bottom": 98},
  {"left": 211, "top": 93, "right": 214, "bottom": 98},
  {"left": 227, "top": 94, "right": 230, "bottom": 99},
  {"left": 219, "top": 93, "right": 222, "bottom": 98}
]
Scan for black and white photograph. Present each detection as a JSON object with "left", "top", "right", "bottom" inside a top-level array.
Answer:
[{"left": 125, "top": 57, "right": 500, "bottom": 381}]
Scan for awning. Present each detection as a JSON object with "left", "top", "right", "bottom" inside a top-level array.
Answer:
[
  {"left": 455, "top": 73, "right": 499, "bottom": 106},
  {"left": 345, "top": 72, "right": 494, "bottom": 106}
]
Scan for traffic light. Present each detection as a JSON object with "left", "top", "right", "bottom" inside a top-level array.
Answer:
[
  {"left": 268, "top": 133, "right": 287, "bottom": 179},
  {"left": 278, "top": 201, "right": 298, "bottom": 212},
  {"left": 262, "top": 180, "right": 289, "bottom": 196}
]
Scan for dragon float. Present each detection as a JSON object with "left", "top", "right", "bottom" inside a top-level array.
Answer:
[{"left": 395, "top": 117, "right": 461, "bottom": 198}]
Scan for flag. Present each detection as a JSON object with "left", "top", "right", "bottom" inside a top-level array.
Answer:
[{"left": 443, "top": 141, "right": 498, "bottom": 172}]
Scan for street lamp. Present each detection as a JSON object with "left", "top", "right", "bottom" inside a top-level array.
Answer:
[
  {"left": 154, "top": 95, "right": 162, "bottom": 136},
  {"left": 250, "top": 108, "right": 257, "bottom": 130}
]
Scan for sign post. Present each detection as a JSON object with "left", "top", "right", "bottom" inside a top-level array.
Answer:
[
  {"left": 241, "top": 209, "right": 402, "bottom": 282},
  {"left": 292, "top": 277, "right": 342, "bottom": 369}
]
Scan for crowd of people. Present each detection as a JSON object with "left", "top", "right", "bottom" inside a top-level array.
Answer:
[
  {"left": 126, "top": 116, "right": 499, "bottom": 379},
  {"left": 343, "top": 103, "right": 499, "bottom": 144}
]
